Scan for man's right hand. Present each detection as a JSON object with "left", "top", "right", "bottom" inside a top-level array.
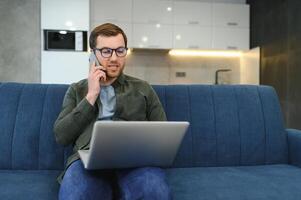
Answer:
[{"left": 86, "top": 61, "right": 107, "bottom": 105}]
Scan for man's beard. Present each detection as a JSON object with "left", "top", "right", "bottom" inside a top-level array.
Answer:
[{"left": 106, "top": 63, "right": 124, "bottom": 79}]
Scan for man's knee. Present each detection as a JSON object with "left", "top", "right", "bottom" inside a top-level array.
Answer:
[
  {"left": 143, "top": 168, "right": 171, "bottom": 199},
  {"left": 59, "top": 160, "right": 112, "bottom": 200},
  {"left": 118, "top": 167, "right": 171, "bottom": 200}
]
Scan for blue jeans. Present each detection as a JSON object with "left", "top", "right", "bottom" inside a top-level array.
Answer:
[{"left": 59, "top": 160, "right": 172, "bottom": 200}]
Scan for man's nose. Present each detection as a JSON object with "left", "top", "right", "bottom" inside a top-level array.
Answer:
[{"left": 110, "top": 50, "right": 117, "bottom": 61}]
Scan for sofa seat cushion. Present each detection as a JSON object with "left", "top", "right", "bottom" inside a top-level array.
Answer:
[
  {"left": 167, "top": 164, "right": 301, "bottom": 200},
  {"left": 0, "top": 170, "right": 61, "bottom": 200}
]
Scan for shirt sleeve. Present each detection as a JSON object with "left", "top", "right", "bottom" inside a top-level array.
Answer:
[
  {"left": 146, "top": 84, "right": 167, "bottom": 121},
  {"left": 53, "top": 84, "right": 97, "bottom": 146}
]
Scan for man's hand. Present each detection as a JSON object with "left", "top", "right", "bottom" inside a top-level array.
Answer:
[{"left": 86, "top": 61, "right": 107, "bottom": 105}]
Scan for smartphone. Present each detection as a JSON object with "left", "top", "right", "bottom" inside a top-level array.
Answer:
[
  {"left": 89, "top": 52, "right": 101, "bottom": 66},
  {"left": 89, "top": 52, "right": 107, "bottom": 79}
]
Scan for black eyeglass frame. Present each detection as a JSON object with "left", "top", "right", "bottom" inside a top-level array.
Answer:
[{"left": 93, "top": 47, "right": 128, "bottom": 58}]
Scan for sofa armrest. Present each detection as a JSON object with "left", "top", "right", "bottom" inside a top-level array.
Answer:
[{"left": 287, "top": 128, "right": 301, "bottom": 167}]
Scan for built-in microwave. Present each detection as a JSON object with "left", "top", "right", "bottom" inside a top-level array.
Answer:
[{"left": 44, "top": 29, "right": 88, "bottom": 51}]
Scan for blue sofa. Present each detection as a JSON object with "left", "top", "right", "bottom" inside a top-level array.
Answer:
[{"left": 1, "top": 82, "right": 301, "bottom": 200}]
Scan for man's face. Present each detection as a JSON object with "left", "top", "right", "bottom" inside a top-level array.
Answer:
[{"left": 94, "top": 33, "right": 126, "bottom": 80}]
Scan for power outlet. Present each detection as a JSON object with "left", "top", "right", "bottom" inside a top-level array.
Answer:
[{"left": 176, "top": 72, "right": 186, "bottom": 77}]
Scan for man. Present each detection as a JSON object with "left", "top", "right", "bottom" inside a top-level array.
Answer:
[{"left": 53, "top": 23, "right": 171, "bottom": 200}]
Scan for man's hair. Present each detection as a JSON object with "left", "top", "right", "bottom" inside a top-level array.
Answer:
[{"left": 89, "top": 23, "right": 127, "bottom": 49}]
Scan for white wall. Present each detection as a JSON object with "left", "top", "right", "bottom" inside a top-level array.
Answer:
[
  {"left": 41, "top": 0, "right": 89, "bottom": 84},
  {"left": 41, "top": 51, "right": 89, "bottom": 84},
  {"left": 124, "top": 50, "right": 241, "bottom": 85},
  {"left": 240, "top": 47, "right": 260, "bottom": 85}
]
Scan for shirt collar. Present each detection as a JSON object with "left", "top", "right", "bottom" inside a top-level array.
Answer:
[{"left": 112, "top": 73, "right": 125, "bottom": 87}]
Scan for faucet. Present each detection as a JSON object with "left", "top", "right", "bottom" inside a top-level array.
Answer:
[{"left": 215, "top": 69, "right": 231, "bottom": 85}]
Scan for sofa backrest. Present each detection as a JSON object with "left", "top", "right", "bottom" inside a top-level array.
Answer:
[
  {"left": 153, "top": 85, "right": 288, "bottom": 167},
  {"left": 0, "top": 83, "right": 288, "bottom": 170},
  {"left": 0, "top": 83, "right": 70, "bottom": 170}
]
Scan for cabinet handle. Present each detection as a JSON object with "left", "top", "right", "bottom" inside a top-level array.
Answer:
[
  {"left": 148, "top": 45, "right": 160, "bottom": 48},
  {"left": 227, "top": 46, "right": 238, "bottom": 50},
  {"left": 188, "top": 21, "right": 199, "bottom": 25},
  {"left": 227, "top": 22, "right": 238, "bottom": 26},
  {"left": 148, "top": 20, "right": 159, "bottom": 24},
  {"left": 107, "top": 18, "right": 118, "bottom": 22},
  {"left": 188, "top": 45, "right": 199, "bottom": 49}
]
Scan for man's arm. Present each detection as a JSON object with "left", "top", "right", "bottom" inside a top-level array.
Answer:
[
  {"left": 146, "top": 85, "right": 167, "bottom": 121},
  {"left": 53, "top": 85, "right": 96, "bottom": 146},
  {"left": 54, "top": 61, "right": 109, "bottom": 146}
]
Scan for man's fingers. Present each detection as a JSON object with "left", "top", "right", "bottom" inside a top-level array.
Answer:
[
  {"left": 96, "top": 66, "right": 106, "bottom": 71},
  {"left": 99, "top": 71, "right": 107, "bottom": 82},
  {"left": 89, "top": 62, "right": 106, "bottom": 74},
  {"left": 94, "top": 67, "right": 107, "bottom": 77},
  {"left": 89, "top": 61, "right": 96, "bottom": 72},
  {"left": 94, "top": 70, "right": 106, "bottom": 82}
]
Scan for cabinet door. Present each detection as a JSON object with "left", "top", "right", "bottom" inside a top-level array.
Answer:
[
  {"left": 213, "top": 0, "right": 246, "bottom": 4},
  {"left": 173, "top": 1, "right": 211, "bottom": 26},
  {"left": 133, "top": 0, "right": 173, "bottom": 24},
  {"left": 91, "top": 21, "right": 132, "bottom": 48},
  {"left": 41, "top": 0, "right": 89, "bottom": 30},
  {"left": 132, "top": 24, "right": 172, "bottom": 49},
  {"left": 173, "top": 0, "right": 212, "bottom": 2},
  {"left": 212, "top": 28, "right": 249, "bottom": 50},
  {"left": 213, "top": 3, "right": 249, "bottom": 28},
  {"left": 173, "top": 25, "right": 212, "bottom": 49},
  {"left": 91, "top": 0, "right": 132, "bottom": 23}
]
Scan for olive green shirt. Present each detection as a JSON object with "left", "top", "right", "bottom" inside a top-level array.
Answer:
[{"left": 53, "top": 73, "right": 166, "bottom": 182}]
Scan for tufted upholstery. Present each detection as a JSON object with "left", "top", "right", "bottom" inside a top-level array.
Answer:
[
  {"left": 154, "top": 85, "right": 288, "bottom": 167},
  {"left": 1, "top": 82, "right": 300, "bottom": 200},
  {"left": 0, "top": 83, "right": 71, "bottom": 170},
  {"left": 0, "top": 83, "right": 288, "bottom": 171}
]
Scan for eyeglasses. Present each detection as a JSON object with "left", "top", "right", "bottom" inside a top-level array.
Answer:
[{"left": 93, "top": 47, "right": 128, "bottom": 58}]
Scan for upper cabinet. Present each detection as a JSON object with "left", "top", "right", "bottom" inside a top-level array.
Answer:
[
  {"left": 173, "top": 25, "right": 212, "bottom": 49},
  {"left": 133, "top": 24, "right": 173, "bottom": 49},
  {"left": 172, "top": 1, "right": 212, "bottom": 49},
  {"left": 42, "top": 0, "right": 89, "bottom": 30},
  {"left": 92, "top": 0, "right": 132, "bottom": 23},
  {"left": 212, "top": 3, "right": 249, "bottom": 50},
  {"left": 133, "top": 0, "right": 173, "bottom": 24},
  {"left": 212, "top": 28, "right": 249, "bottom": 50},
  {"left": 213, "top": 3, "right": 249, "bottom": 28},
  {"left": 173, "top": 2, "right": 211, "bottom": 26},
  {"left": 213, "top": 0, "right": 246, "bottom": 3},
  {"left": 90, "top": 0, "right": 249, "bottom": 50},
  {"left": 132, "top": 0, "right": 173, "bottom": 48}
]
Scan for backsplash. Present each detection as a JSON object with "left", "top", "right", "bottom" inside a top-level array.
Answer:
[{"left": 124, "top": 49, "right": 240, "bottom": 85}]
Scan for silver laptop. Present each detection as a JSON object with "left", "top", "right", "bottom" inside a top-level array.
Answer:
[{"left": 78, "top": 121, "right": 189, "bottom": 170}]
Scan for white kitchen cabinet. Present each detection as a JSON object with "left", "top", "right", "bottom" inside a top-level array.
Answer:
[
  {"left": 173, "top": 0, "right": 212, "bottom": 2},
  {"left": 41, "top": 0, "right": 89, "bottom": 30},
  {"left": 213, "top": 0, "right": 246, "bottom": 4},
  {"left": 213, "top": 3, "right": 249, "bottom": 28},
  {"left": 173, "top": 1, "right": 211, "bottom": 26},
  {"left": 90, "top": 21, "right": 132, "bottom": 48},
  {"left": 41, "top": 0, "right": 90, "bottom": 84},
  {"left": 132, "top": 24, "right": 173, "bottom": 49},
  {"left": 89, "top": 0, "right": 250, "bottom": 51},
  {"left": 173, "top": 25, "right": 211, "bottom": 49},
  {"left": 91, "top": 0, "right": 132, "bottom": 23},
  {"left": 212, "top": 27, "right": 249, "bottom": 50},
  {"left": 133, "top": 0, "right": 173, "bottom": 24}
]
